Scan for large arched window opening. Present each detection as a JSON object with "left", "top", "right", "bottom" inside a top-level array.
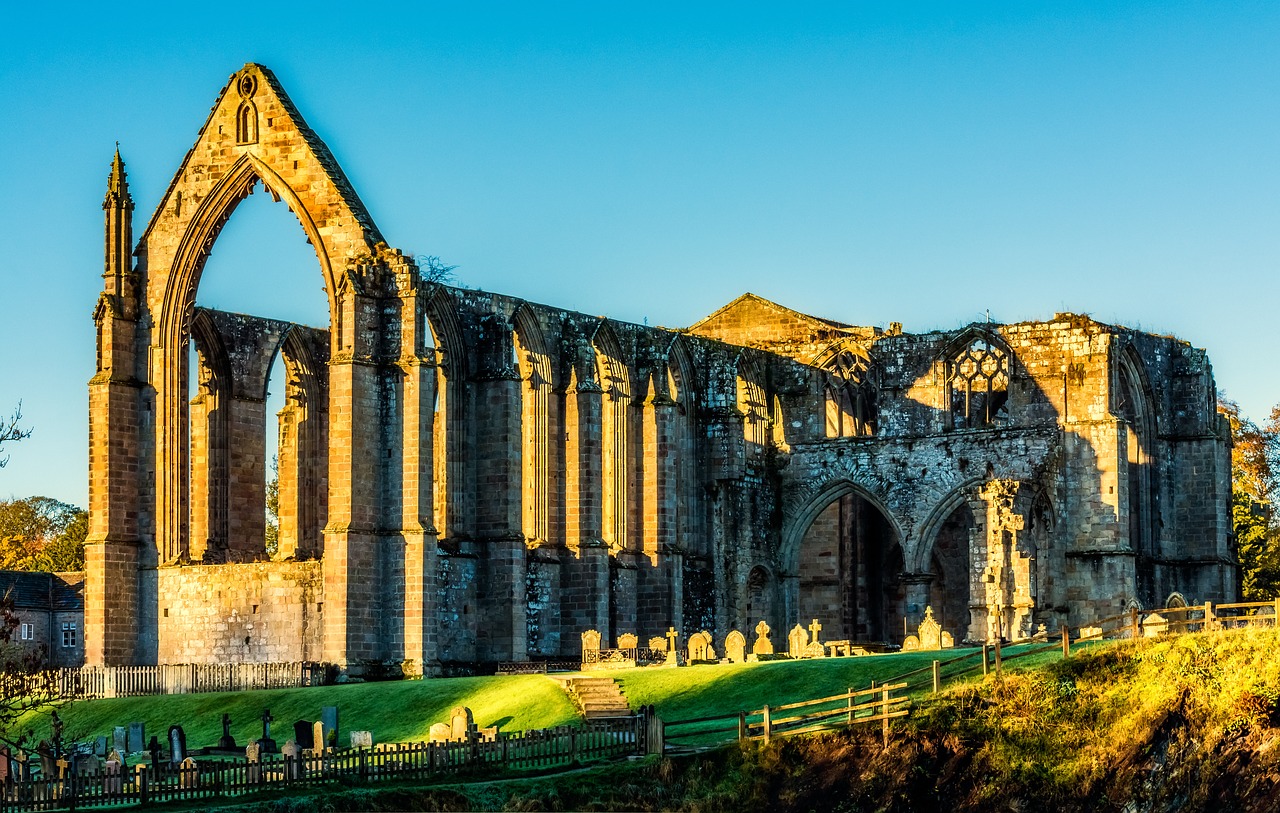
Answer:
[
  {"left": 947, "top": 335, "right": 1010, "bottom": 430},
  {"left": 594, "top": 328, "right": 631, "bottom": 552},
  {"left": 184, "top": 185, "right": 330, "bottom": 564},
  {"left": 736, "top": 357, "right": 769, "bottom": 449},
  {"left": 926, "top": 501, "right": 978, "bottom": 643},
  {"left": 818, "top": 346, "right": 877, "bottom": 437},
  {"left": 1116, "top": 350, "right": 1159, "bottom": 603},
  {"left": 513, "top": 310, "right": 551, "bottom": 546}
]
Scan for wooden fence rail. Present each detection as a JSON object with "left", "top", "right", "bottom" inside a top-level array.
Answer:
[
  {"left": 41, "top": 662, "right": 326, "bottom": 700},
  {"left": 662, "top": 682, "right": 910, "bottom": 750},
  {"left": 0, "top": 714, "right": 654, "bottom": 812}
]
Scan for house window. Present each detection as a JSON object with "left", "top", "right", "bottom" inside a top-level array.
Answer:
[
  {"left": 20, "top": 623, "right": 33, "bottom": 641},
  {"left": 61, "top": 622, "right": 77, "bottom": 648}
]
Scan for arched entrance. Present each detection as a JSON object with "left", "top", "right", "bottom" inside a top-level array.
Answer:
[
  {"left": 926, "top": 502, "right": 976, "bottom": 643},
  {"left": 792, "top": 485, "right": 903, "bottom": 643}
]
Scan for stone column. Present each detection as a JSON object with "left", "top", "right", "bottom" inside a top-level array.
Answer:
[
  {"left": 563, "top": 379, "right": 610, "bottom": 643},
  {"left": 977, "top": 479, "right": 1035, "bottom": 641}
]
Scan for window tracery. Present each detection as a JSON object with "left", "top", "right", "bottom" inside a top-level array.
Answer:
[
  {"left": 948, "top": 337, "right": 1010, "bottom": 429},
  {"left": 822, "top": 348, "right": 877, "bottom": 437}
]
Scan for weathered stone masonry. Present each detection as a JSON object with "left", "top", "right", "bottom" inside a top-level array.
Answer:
[{"left": 86, "top": 64, "right": 1236, "bottom": 671}]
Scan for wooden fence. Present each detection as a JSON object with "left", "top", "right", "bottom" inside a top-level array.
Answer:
[
  {"left": 0, "top": 714, "right": 656, "bottom": 812},
  {"left": 45, "top": 662, "right": 325, "bottom": 700},
  {"left": 870, "top": 598, "right": 1280, "bottom": 698},
  {"left": 494, "top": 660, "right": 582, "bottom": 675},
  {"left": 662, "top": 683, "right": 910, "bottom": 751}
]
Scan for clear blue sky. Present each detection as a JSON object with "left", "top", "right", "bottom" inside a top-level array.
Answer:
[{"left": 1, "top": 2, "right": 1277, "bottom": 507}]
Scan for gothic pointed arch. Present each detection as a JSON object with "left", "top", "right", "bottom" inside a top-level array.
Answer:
[
  {"left": 1115, "top": 343, "right": 1160, "bottom": 594},
  {"left": 811, "top": 339, "right": 878, "bottom": 437},
  {"left": 735, "top": 351, "right": 769, "bottom": 448},
  {"left": 941, "top": 326, "right": 1014, "bottom": 430},
  {"left": 591, "top": 320, "right": 631, "bottom": 551},
  {"left": 512, "top": 304, "right": 552, "bottom": 545}
]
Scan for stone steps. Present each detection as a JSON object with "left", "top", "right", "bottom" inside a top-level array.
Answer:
[{"left": 558, "top": 677, "right": 632, "bottom": 719}]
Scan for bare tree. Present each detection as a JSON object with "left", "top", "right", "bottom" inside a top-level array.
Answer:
[
  {"left": 415, "top": 255, "right": 459, "bottom": 285},
  {"left": 0, "top": 590, "right": 59, "bottom": 751},
  {"left": 0, "top": 402, "right": 32, "bottom": 468}
]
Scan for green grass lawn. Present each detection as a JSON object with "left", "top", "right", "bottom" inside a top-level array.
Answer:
[
  {"left": 19, "top": 642, "right": 1103, "bottom": 753},
  {"left": 20, "top": 675, "right": 579, "bottom": 751}
]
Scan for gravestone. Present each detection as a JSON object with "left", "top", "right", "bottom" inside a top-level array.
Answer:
[
  {"left": 804, "top": 641, "right": 827, "bottom": 658},
  {"left": 281, "top": 740, "right": 302, "bottom": 779},
  {"left": 75, "top": 754, "right": 101, "bottom": 777},
  {"left": 293, "top": 720, "right": 314, "bottom": 750},
  {"left": 11, "top": 750, "right": 28, "bottom": 784},
  {"left": 1143, "top": 613, "right": 1169, "bottom": 637},
  {"left": 112, "top": 726, "right": 127, "bottom": 756},
  {"left": 127, "top": 722, "right": 145, "bottom": 753},
  {"left": 106, "top": 749, "right": 126, "bottom": 767},
  {"left": 724, "top": 631, "right": 746, "bottom": 664},
  {"left": 350, "top": 731, "right": 373, "bottom": 749},
  {"left": 257, "top": 709, "right": 278, "bottom": 754},
  {"left": 752, "top": 620, "right": 774, "bottom": 657},
  {"left": 904, "top": 607, "right": 955, "bottom": 651},
  {"left": 449, "top": 706, "right": 474, "bottom": 741},
  {"left": 616, "top": 633, "right": 638, "bottom": 650},
  {"left": 312, "top": 721, "right": 326, "bottom": 754},
  {"left": 55, "top": 757, "right": 70, "bottom": 780},
  {"left": 245, "top": 741, "right": 261, "bottom": 784},
  {"left": 788, "top": 625, "right": 808, "bottom": 658},
  {"left": 168, "top": 726, "right": 187, "bottom": 766},
  {"left": 428, "top": 723, "right": 452, "bottom": 743},
  {"left": 648, "top": 636, "right": 666, "bottom": 652},
  {"left": 665, "top": 627, "right": 679, "bottom": 665},
  {"left": 103, "top": 758, "right": 123, "bottom": 795},
  {"left": 581, "top": 629, "right": 601, "bottom": 662},
  {"left": 687, "top": 631, "right": 715, "bottom": 662},
  {"left": 320, "top": 706, "right": 339, "bottom": 748},
  {"left": 95, "top": 736, "right": 107, "bottom": 757},
  {"left": 179, "top": 757, "right": 199, "bottom": 789},
  {"left": 218, "top": 713, "right": 237, "bottom": 750},
  {"left": 36, "top": 742, "right": 55, "bottom": 779},
  {"left": 148, "top": 736, "right": 162, "bottom": 775}
]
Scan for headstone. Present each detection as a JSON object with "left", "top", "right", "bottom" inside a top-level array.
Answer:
[
  {"left": 616, "top": 632, "right": 638, "bottom": 650},
  {"left": 55, "top": 757, "right": 70, "bottom": 780},
  {"left": 687, "top": 631, "right": 715, "bottom": 662},
  {"left": 257, "top": 709, "right": 277, "bottom": 754},
  {"left": 804, "top": 641, "right": 827, "bottom": 658},
  {"left": 245, "top": 741, "right": 261, "bottom": 784},
  {"left": 449, "top": 706, "right": 474, "bottom": 741},
  {"left": 179, "top": 757, "right": 199, "bottom": 789},
  {"left": 478, "top": 726, "right": 498, "bottom": 742},
  {"left": 752, "top": 620, "right": 774, "bottom": 656},
  {"left": 1143, "top": 613, "right": 1169, "bottom": 637},
  {"left": 428, "top": 723, "right": 452, "bottom": 743},
  {"left": 312, "top": 721, "right": 326, "bottom": 754},
  {"left": 724, "top": 631, "right": 746, "bottom": 664},
  {"left": 113, "top": 726, "right": 127, "bottom": 756},
  {"left": 281, "top": 740, "right": 302, "bottom": 779},
  {"left": 168, "top": 726, "right": 187, "bottom": 766},
  {"left": 320, "top": 706, "right": 339, "bottom": 749},
  {"left": 293, "top": 720, "right": 314, "bottom": 751},
  {"left": 95, "top": 736, "right": 107, "bottom": 757},
  {"left": 918, "top": 608, "right": 942, "bottom": 649},
  {"left": 788, "top": 624, "right": 808, "bottom": 658},
  {"left": 106, "top": 749, "right": 126, "bottom": 767},
  {"left": 127, "top": 722, "right": 145, "bottom": 754},
  {"left": 75, "top": 754, "right": 101, "bottom": 778},
  {"left": 350, "top": 731, "right": 373, "bottom": 749},
  {"left": 103, "top": 758, "right": 123, "bottom": 795},
  {"left": 148, "top": 736, "right": 162, "bottom": 775},
  {"left": 581, "top": 629, "right": 601, "bottom": 661},
  {"left": 11, "top": 750, "right": 28, "bottom": 784},
  {"left": 902, "top": 635, "right": 921, "bottom": 651},
  {"left": 218, "top": 713, "right": 237, "bottom": 750},
  {"left": 665, "top": 627, "right": 679, "bottom": 665},
  {"left": 808, "top": 619, "right": 823, "bottom": 647},
  {"left": 648, "top": 636, "right": 666, "bottom": 652},
  {"left": 37, "top": 742, "right": 55, "bottom": 779}
]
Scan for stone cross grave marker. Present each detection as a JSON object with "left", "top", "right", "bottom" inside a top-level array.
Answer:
[
  {"left": 127, "top": 722, "right": 145, "bottom": 754},
  {"left": 350, "top": 731, "right": 373, "bottom": 749},
  {"left": 320, "top": 706, "right": 339, "bottom": 748},
  {"left": 808, "top": 619, "right": 822, "bottom": 644},
  {"left": 753, "top": 620, "right": 774, "bottom": 656},
  {"left": 665, "top": 627, "right": 680, "bottom": 665},
  {"left": 293, "top": 720, "right": 314, "bottom": 751},
  {"left": 788, "top": 624, "right": 808, "bottom": 658},
  {"left": 258, "top": 709, "right": 277, "bottom": 753},
  {"left": 168, "top": 726, "right": 186, "bottom": 766},
  {"left": 219, "top": 713, "right": 236, "bottom": 750},
  {"left": 725, "top": 631, "right": 746, "bottom": 663}
]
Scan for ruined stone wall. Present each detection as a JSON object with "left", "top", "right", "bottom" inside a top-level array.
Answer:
[{"left": 154, "top": 561, "right": 322, "bottom": 664}]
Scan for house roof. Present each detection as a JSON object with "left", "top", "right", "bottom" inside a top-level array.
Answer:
[{"left": 0, "top": 571, "right": 84, "bottom": 612}]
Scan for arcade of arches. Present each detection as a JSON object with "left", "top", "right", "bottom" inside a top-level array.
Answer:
[{"left": 85, "top": 65, "right": 1237, "bottom": 671}]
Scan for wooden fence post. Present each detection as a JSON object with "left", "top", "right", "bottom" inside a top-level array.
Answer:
[
  {"left": 932, "top": 661, "right": 940, "bottom": 694},
  {"left": 762, "top": 705, "right": 772, "bottom": 744},
  {"left": 847, "top": 688, "right": 854, "bottom": 725},
  {"left": 738, "top": 711, "right": 747, "bottom": 741},
  {"left": 136, "top": 765, "right": 148, "bottom": 806},
  {"left": 881, "top": 687, "right": 890, "bottom": 748},
  {"left": 1205, "top": 601, "right": 1215, "bottom": 631},
  {"left": 1130, "top": 607, "right": 1140, "bottom": 640},
  {"left": 981, "top": 643, "right": 989, "bottom": 676},
  {"left": 993, "top": 637, "right": 1002, "bottom": 676}
]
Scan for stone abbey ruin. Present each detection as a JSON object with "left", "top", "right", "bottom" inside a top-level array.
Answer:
[{"left": 86, "top": 64, "right": 1236, "bottom": 672}]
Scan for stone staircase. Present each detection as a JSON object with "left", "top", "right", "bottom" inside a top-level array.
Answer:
[{"left": 558, "top": 676, "right": 633, "bottom": 719}]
